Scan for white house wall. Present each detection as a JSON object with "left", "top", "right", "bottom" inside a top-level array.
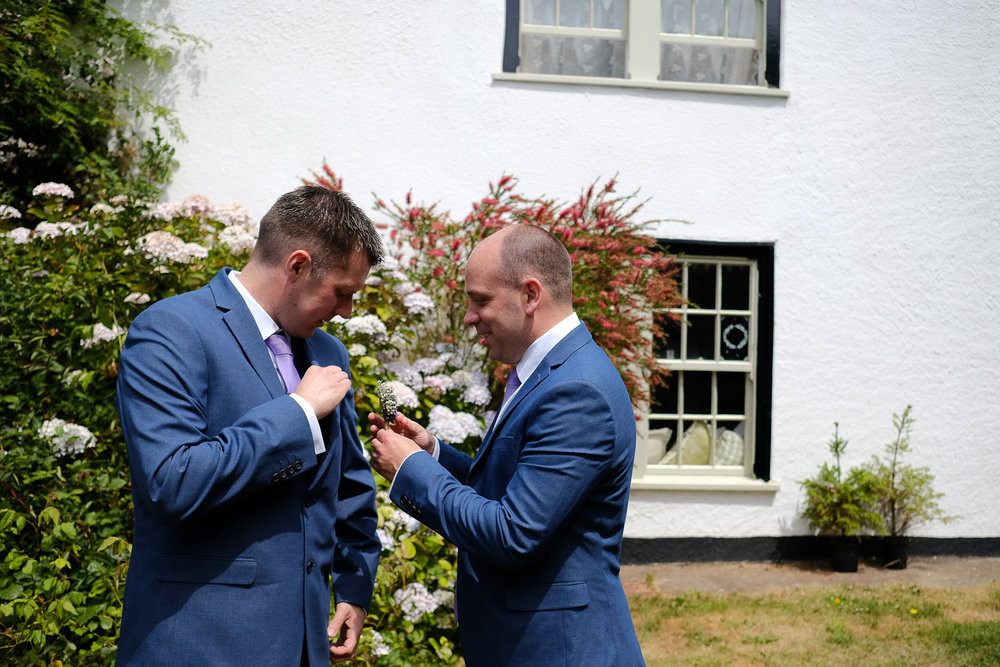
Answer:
[{"left": 116, "top": 1, "right": 1000, "bottom": 539}]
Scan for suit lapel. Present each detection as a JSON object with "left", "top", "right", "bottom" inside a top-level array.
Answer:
[
  {"left": 471, "top": 323, "right": 594, "bottom": 473},
  {"left": 210, "top": 269, "right": 285, "bottom": 399}
]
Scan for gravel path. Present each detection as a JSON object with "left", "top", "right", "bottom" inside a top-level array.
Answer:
[{"left": 620, "top": 556, "right": 1000, "bottom": 596}]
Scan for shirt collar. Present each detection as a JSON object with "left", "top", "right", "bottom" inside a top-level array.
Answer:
[
  {"left": 228, "top": 269, "right": 281, "bottom": 340},
  {"left": 514, "top": 312, "right": 580, "bottom": 383}
]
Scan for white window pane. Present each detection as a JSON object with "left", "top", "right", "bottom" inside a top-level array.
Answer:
[
  {"left": 661, "top": 0, "right": 692, "bottom": 34},
  {"left": 695, "top": 0, "right": 725, "bottom": 37},
  {"left": 594, "top": 0, "right": 625, "bottom": 29},
  {"left": 659, "top": 43, "right": 759, "bottom": 85},
  {"left": 521, "top": 34, "right": 627, "bottom": 78},
  {"left": 560, "top": 0, "right": 591, "bottom": 27},
  {"left": 525, "top": 0, "right": 556, "bottom": 26},
  {"left": 729, "top": 0, "right": 758, "bottom": 39}
]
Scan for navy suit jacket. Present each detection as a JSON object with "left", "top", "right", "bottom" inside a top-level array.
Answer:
[
  {"left": 115, "top": 268, "right": 379, "bottom": 666},
  {"left": 390, "top": 323, "right": 645, "bottom": 666}
]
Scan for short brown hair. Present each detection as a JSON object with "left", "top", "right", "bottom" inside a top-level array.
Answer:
[{"left": 253, "top": 185, "right": 383, "bottom": 276}]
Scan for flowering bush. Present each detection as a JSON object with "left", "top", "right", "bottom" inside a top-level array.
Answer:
[
  {"left": 0, "top": 185, "right": 256, "bottom": 664},
  {"left": 1, "top": 168, "right": 681, "bottom": 665}
]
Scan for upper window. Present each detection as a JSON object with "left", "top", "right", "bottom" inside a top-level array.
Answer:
[
  {"left": 632, "top": 241, "right": 775, "bottom": 490},
  {"left": 501, "top": 0, "right": 784, "bottom": 95}
]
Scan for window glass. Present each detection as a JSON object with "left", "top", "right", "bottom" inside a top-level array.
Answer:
[
  {"left": 686, "top": 263, "right": 716, "bottom": 308},
  {"left": 729, "top": 0, "right": 758, "bottom": 38},
  {"left": 560, "top": 0, "right": 591, "bottom": 27},
  {"left": 721, "top": 264, "right": 750, "bottom": 310},
  {"left": 661, "top": 0, "right": 692, "bottom": 33},
  {"left": 525, "top": 0, "right": 557, "bottom": 25},
  {"left": 521, "top": 35, "right": 627, "bottom": 77},
  {"left": 695, "top": 0, "right": 725, "bottom": 36},
  {"left": 594, "top": 0, "right": 626, "bottom": 29},
  {"left": 659, "top": 44, "right": 759, "bottom": 85},
  {"left": 686, "top": 314, "right": 715, "bottom": 360}
]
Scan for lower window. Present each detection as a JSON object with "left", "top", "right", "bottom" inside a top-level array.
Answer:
[{"left": 634, "top": 240, "right": 774, "bottom": 488}]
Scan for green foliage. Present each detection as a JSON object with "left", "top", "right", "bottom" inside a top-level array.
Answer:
[
  {"left": 0, "top": 1, "right": 206, "bottom": 214},
  {"left": 3, "top": 166, "right": 682, "bottom": 664},
  {"left": 800, "top": 423, "right": 883, "bottom": 538},
  {"left": 1, "top": 187, "right": 254, "bottom": 665},
  {"left": 865, "top": 406, "right": 958, "bottom": 537}
]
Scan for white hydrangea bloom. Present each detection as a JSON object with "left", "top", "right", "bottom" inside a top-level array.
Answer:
[
  {"left": 378, "top": 255, "right": 400, "bottom": 271},
  {"left": 403, "top": 291, "right": 435, "bottom": 315},
  {"left": 32, "top": 182, "right": 74, "bottom": 198},
  {"left": 393, "top": 582, "right": 443, "bottom": 623},
  {"left": 347, "top": 343, "right": 367, "bottom": 357},
  {"left": 413, "top": 357, "right": 444, "bottom": 374},
  {"left": 7, "top": 226, "right": 31, "bottom": 243},
  {"left": 343, "top": 314, "right": 388, "bottom": 341},
  {"left": 383, "top": 380, "right": 419, "bottom": 409},
  {"left": 369, "top": 630, "right": 391, "bottom": 657},
  {"left": 217, "top": 224, "right": 256, "bottom": 254},
  {"left": 34, "top": 221, "right": 81, "bottom": 238},
  {"left": 385, "top": 362, "right": 424, "bottom": 391},
  {"left": 211, "top": 202, "right": 253, "bottom": 227},
  {"left": 89, "top": 203, "right": 123, "bottom": 216},
  {"left": 136, "top": 230, "right": 208, "bottom": 263},
  {"left": 0, "top": 204, "right": 22, "bottom": 220},
  {"left": 423, "top": 374, "right": 455, "bottom": 394},
  {"left": 376, "top": 528, "right": 395, "bottom": 552},
  {"left": 124, "top": 292, "right": 151, "bottom": 305},
  {"left": 182, "top": 194, "right": 213, "bottom": 215},
  {"left": 428, "top": 405, "right": 484, "bottom": 443},
  {"left": 451, "top": 369, "right": 486, "bottom": 387},
  {"left": 39, "top": 418, "right": 96, "bottom": 458},
  {"left": 392, "top": 281, "right": 418, "bottom": 296},
  {"left": 388, "top": 507, "right": 422, "bottom": 535},
  {"left": 462, "top": 383, "right": 492, "bottom": 406},
  {"left": 149, "top": 202, "right": 183, "bottom": 221},
  {"left": 81, "top": 322, "right": 126, "bottom": 348}
]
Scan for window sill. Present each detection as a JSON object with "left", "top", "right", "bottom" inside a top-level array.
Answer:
[
  {"left": 492, "top": 72, "right": 790, "bottom": 99},
  {"left": 630, "top": 474, "right": 781, "bottom": 492}
]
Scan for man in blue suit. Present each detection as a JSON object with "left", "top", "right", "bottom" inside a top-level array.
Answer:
[
  {"left": 369, "top": 224, "right": 644, "bottom": 666},
  {"left": 115, "top": 186, "right": 383, "bottom": 665}
]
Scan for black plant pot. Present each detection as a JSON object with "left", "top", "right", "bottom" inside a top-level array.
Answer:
[
  {"left": 828, "top": 536, "right": 860, "bottom": 572},
  {"left": 879, "top": 536, "right": 910, "bottom": 570}
]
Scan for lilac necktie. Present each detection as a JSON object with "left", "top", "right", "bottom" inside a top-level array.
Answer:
[
  {"left": 265, "top": 331, "right": 301, "bottom": 394},
  {"left": 502, "top": 367, "right": 521, "bottom": 407}
]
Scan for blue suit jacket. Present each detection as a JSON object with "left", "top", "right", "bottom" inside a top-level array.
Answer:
[
  {"left": 390, "top": 323, "right": 645, "bottom": 666},
  {"left": 115, "top": 268, "right": 379, "bottom": 666}
]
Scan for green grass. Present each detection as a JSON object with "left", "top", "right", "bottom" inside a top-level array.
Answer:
[{"left": 629, "top": 582, "right": 1000, "bottom": 666}]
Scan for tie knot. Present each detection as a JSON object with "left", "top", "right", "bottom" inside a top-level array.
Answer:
[
  {"left": 507, "top": 368, "right": 521, "bottom": 391},
  {"left": 266, "top": 331, "right": 292, "bottom": 356}
]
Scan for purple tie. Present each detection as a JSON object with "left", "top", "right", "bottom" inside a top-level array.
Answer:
[
  {"left": 502, "top": 367, "right": 521, "bottom": 406},
  {"left": 265, "top": 332, "right": 301, "bottom": 394}
]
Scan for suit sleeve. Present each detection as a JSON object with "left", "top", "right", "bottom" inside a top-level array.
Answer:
[
  {"left": 389, "top": 378, "right": 616, "bottom": 570},
  {"left": 116, "top": 305, "right": 316, "bottom": 524}
]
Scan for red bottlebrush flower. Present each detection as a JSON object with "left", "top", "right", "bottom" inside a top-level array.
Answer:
[
  {"left": 450, "top": 238, "right": 462, "bottom": 250},
  {"left": 453, "top": 253, "right": 462, "bottom": 261},
  {"left": 433, "top": 266, "right": 444, "bottom": 277},
  {"left": 446, "top": 280, "right": 457, "bottom": 289},
  {"left": 428, "top": 249, "right": 445, "bottom": 258}
]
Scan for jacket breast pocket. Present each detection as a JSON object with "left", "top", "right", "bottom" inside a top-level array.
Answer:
[
  {"left": 505, "top": 580, "right": 590, "bottom": 611},
  {"left": 157, "top": 554, "right": 257, "bottom": 586}
]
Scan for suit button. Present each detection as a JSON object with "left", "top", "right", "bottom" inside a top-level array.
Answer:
[
  {"left": 280, "top": 469, "right": 288, "bottom": 479},
  {"left": 285, "top": 465, "right": 295, "bottom": 476},
  {"left": 306, "top": 561, "right": 315, "bottom": 573},
  {"left": 294, "top": 460, "right": 303, "bottom": 471},
  {"left": 271, "top": 473, "right": 280, "bottom": 483}
]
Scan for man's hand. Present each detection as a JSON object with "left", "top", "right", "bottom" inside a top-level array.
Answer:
[
  {"left": 367, "top": 411, "right": 435, "bottom": 453},
  {"left": 328, "top": 601, "right": 366, "bottom": 663},
  {"left": 295, "top": 365, "right": 351, "bottom": 419},
  {"left": 369, "top": 426, "right": 421, "bottom": 482}
]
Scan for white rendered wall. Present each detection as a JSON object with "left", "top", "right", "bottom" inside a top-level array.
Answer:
[{"left": 118, "top": 1, "right": 1000, "bottom": 539}]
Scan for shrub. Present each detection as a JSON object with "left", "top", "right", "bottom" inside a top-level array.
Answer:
[
  {"left": 2, "top": 167, "right": 682, "bottom": 664},
  {"left": 0, "top": 1, "right": 206, "bottom": 216}
]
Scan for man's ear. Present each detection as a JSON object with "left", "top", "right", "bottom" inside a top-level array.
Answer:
[
  {"left": 284, "top": 250, "right": 312, "bottom": 280},
  {"left": 522, "top": 277, "right": 542, "bottom": 314}
]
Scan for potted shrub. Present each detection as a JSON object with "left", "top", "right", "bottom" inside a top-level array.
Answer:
[
  {"left": 800, "top": 423, "right": 884, "bottom": 572},
  {"left": 866, "top": 406, "right": 957, "bottom": 569}
]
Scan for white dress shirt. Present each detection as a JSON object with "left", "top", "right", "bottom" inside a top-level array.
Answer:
[{"left": 229, "top": 270, "right": 325, "bottom": 455}]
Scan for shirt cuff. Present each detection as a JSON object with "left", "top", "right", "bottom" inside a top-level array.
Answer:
[
  {"left": 388, "top": 437, "right": 440, "bottom": 496},
  {"left": 290, "top": 392, "right": 326, "bottom": 455}
]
